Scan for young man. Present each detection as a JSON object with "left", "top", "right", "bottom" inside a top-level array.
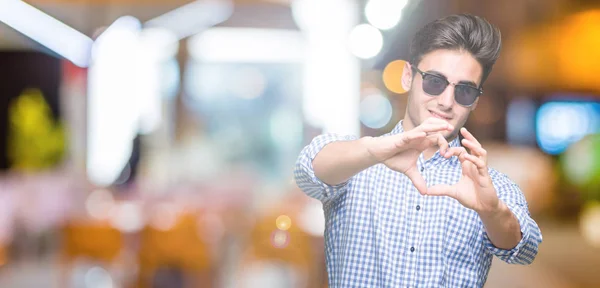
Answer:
[{"left": 294, "top": 14, "right": 542, "bottom": 287}]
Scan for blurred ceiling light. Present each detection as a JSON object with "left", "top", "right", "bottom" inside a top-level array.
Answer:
[
  {"left": 365, "top": 0, "right": 407, "bottom": 30},
  {"left": 188, "top": 28, "right": 305, "bottom": 63},
  {"left": 0, "top": 0, "right": 93, "bottom": 67},
  {"left": 138, "top": 27, "right": 179, "bottom": 62},
  {"left": 292, "top": 0, "right": 361, "bottom": 135},
  {"left": 87, "top": 16, "right": 142, "bottom": 187},
  {"left": 291, "top": 0, "right": 355, "bottom": 32},
  {"left": 382, "top": 59, "right": 407, "bottom": 94},
  {"left": 144, "top": 0, "right": 233, "bottom": 40},
  {"left": 348, "top": 24, "right": 383, "bottom": 59},
  {"left": 360, "top": 91, "right": 393, "bottom": 129}
]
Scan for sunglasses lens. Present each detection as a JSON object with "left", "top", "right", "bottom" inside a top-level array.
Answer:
[
  {"left": 422, "top": 74, "right": 447, "bottom": 95},
  {"left": 455, "top": 85, "right": 480, "bottom": 106}
]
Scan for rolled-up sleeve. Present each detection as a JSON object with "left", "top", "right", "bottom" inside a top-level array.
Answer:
[
  {"left": 482, "top": 170, "right": 543, "bottom": 265},
  {"left": 294, "top": 133, "right": 358, "bottom": 203}
]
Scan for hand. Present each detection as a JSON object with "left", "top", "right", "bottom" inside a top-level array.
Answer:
[
  {"left": 426, "top": 128, "right": 500, "bottom": 213},
  {"left": 366, "top": 117, "right": 454, "bottom": 195}
]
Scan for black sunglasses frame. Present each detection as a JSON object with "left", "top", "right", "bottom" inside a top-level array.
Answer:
[{"left": 411, "top": 66, "right": 483, "bottom": 107}]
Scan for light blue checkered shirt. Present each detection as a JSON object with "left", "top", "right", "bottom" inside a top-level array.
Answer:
[{"left": 294, "top": 121, "right": 542, "bottom": 287}]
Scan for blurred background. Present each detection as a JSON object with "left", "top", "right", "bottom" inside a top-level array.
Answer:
[{"left": 0, "top": 0, "right": 599, "bottom": 287}]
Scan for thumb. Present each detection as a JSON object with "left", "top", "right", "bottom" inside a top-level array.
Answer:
[
  {"left": 405, "top": 167, "right": 427, "bottom": 195},
  {"left": 426, "top": 184, "right": 455, "bottom": 197}
]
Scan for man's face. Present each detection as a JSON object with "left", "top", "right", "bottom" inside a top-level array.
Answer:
[{"left": 401, "top": 49, "right": 483, "bottom": 140}]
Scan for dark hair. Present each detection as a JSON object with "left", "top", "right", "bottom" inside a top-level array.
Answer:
[{"left": 409, "top": 14, "right": 502, "bottom": 86}]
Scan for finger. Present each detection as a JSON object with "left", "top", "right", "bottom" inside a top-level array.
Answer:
[
  {"left": 418, "top": 122, "right": 454, "bottom": 134},
  {"left": 392, "top": 131, "right": 426, "bottom": 149},
  {"left": 426, "top": 184, "right": 457, "bottom": 198},
  {"left": 405, "top": 167, "right": 428, "bottom": 195},
  {"left": 401, "top": 130, "right": 427, "bottom": 142},
  {"left": 437, "top": 133, "right": 449, "bottom": 155},
  {"left": 463, "top": 153, "right": 489, "bottom": 175},
  {"left": 443, "top": 147, "right": 468, "bottom": 159},
  {"left": 423, "top": 117, "right": 453, "bottom": 126},
  {"left": 460, "top": 127, "right": 480, "bottom": 146},
  {"left": 461, "top": 139, "right": 487, "bottom": 160}
]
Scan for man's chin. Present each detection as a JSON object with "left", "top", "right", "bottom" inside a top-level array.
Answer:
[{"left": 442, "top": 130, "right": 459, "bottom": 142}]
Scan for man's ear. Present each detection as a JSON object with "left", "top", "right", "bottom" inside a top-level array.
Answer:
[{"left": 401, "top": 62, "right": 413, "bottom": 93}]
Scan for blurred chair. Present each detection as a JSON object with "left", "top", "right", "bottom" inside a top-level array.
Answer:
[
  {"left": 60, "top": 220, "right": 124, "bottom": 287},
  {"left": 237, "top": 192, "right": 328, "bottom": 288},
  {"left": 136, "top": 212, "right": 214, "bottom": 288}
]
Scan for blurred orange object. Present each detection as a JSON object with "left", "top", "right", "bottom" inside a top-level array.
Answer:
[
  {"left": 238, "top": 189, "right": 328, "bottom": 288},
  {"left": 137, "top": 212, "right": 214, "bottom": 288},
  {"left": 59, "top": 220, "right": 124, "bottom": 287},
  {"left": 61, "top": 220, "right": 123, "bottom": 262}
]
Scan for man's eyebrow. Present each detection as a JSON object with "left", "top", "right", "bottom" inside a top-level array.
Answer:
[{"left": 426, "top": 69, "right": 479, "bottom": 87}]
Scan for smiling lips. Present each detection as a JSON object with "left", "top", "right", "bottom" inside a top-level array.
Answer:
[{"left": 429, "top": 110, "right": 452, "bottom": 121}]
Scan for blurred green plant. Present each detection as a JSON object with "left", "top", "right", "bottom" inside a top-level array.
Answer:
[
  {"left": 560, "top": 133, "right": 600, "bottom": 201},
  {"left": 7, "top": 88, "right": 66, "bottom": 171}
]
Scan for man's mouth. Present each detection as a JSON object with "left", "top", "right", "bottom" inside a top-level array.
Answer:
[{"left": 429, "top": 110, "right": 452, "bottom": 121}]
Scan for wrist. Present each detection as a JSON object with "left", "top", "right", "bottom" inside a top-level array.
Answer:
[
  {"left": 360, "top": 136, "right": 380, "bottom": 166},
  {"left": 477, "top": 200, "right": 505, "bottom": 219}
]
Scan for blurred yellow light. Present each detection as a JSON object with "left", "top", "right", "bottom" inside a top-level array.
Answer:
[
  {"left": 382, "top": 60, "right": 407, "bottom": 94},
  {"left": 507, "top": 9, "right": 600, "bottom": 92},
  {"left": 271, "top": 230, "right": 290, "bottom": 249},
  {"left": 580, "top": 202, "right": 600, "bottom": 248},
  {"left": 276, "top": 215, "right": 292, "bottom": 231},
  {"left": 556, "top": 10, "right": 600, "bottom": 91}
]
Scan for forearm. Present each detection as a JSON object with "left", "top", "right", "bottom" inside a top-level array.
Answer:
[
  {"left": 312, "top": 136, "right": 378, "bottom": 186},
  {"left": 478, "top": 200, "right": 522, "bottom": 250}
]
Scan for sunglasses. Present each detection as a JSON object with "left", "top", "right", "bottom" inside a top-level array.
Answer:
[{"left": 412, "top": 66, "right": 483, "bottom": 107}]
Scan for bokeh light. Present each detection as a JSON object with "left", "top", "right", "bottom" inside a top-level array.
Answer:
[
  {"left": 149, "top": 203, "right": 179, "bottom": 231},
  {"left": 270, "top": 230, "right": 290, "bottom": 249},
  {"left": 109, "top": 201, "right": 144, "bottom": 233},
  {"left": 360, "top": 92, "right": 393, "bottom": 129},
  {"left": 348, "top": 24, "right": 383, "bottom": 59},
  {"left": 84, "top": 266, "right": 113, "bottom": 288},
  {"left": 562, "top": 134, "right": 600, "bottom": 199},
  {"left": 86, "top": 189, "right": 115, "bottom": 220},
  {"left": 365, "top": 0, "right": 407, "bottom": 30},
  {"left": 536, "top": 101, "right": 600, "bottom": 155},
  {"left": 580, "top": 202, "right": 600, "bottom": 248},
  {"left": 382, "top": 59, "right": 407, "bottom": 94},
  {"left": 275, "top": 215, "right": 292, "bottom": 231}
]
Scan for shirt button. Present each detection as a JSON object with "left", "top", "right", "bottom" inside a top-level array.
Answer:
[
  {"left": 416, "top": 205, "right": 420, "bottom": 211},
  {"left": 420, "top": 166, "right": 424, "bottom": 172},
  {"left": 410, "top": 247, "right": 415, "bottom": 252}
]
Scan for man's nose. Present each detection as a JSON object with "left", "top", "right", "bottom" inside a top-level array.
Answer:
[{"left": 437, "top": 85, "right": 454, "bottom": 109}]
